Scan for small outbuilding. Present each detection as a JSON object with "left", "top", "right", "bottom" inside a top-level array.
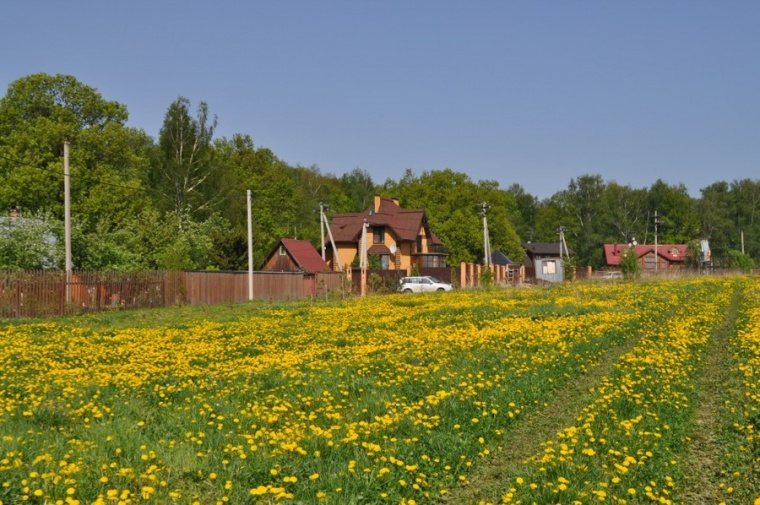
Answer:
[
  {"left": 522, "top": 242, "right": 570, "bottom": 283},
  {"left": 261, "top": 238, "right": 330, "bottom": 273}
]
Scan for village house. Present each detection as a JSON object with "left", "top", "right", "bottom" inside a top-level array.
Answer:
[
  {"left": 603, "top": 243, "right": 688, "bottom": 272},
  {"left": 325, "top": 196, "right": 447, "bottom": 272}
]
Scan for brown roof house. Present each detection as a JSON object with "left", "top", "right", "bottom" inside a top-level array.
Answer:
[
  {"left": 325, "top": 196, "right": 447, "bottom": 272},
  {"left": 261, "top": 238, "right": 330, "bottom": 273},
  {"left": 603, "top": 243, "right": 687, "bottom": 273}
]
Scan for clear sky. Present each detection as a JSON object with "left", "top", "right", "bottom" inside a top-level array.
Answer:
[{"left": 2, "top": 1, "right": 759, "bottom": 200}]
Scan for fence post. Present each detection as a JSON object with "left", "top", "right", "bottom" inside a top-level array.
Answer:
[
  {"left": 15, "top": 274, "right": 21, "bottom": 317},
  {"left": 59, "top": 272, "right": 66, "bottom": 317}
]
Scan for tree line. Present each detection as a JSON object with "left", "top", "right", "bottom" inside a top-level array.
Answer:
[{"left": 0, "top": 73, "right": 757, "bottom": 272}]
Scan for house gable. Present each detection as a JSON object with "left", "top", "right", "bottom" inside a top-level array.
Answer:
[{"left": 262, "top": 238, "right": 329, "bottom": 273}]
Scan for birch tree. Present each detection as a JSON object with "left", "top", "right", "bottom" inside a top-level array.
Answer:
[{"left": 153, "top": 97, "right": 219, "bottom": 224}]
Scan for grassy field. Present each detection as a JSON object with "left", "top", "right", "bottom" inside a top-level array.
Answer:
[{"left": 0, "top": 277, "right": 758, "bottom": 504}]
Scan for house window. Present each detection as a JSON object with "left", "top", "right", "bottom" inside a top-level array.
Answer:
[
  {"left": 421, "top": 255, "right": 445, "bottom": 268},
  {"left": 279, "top": 245, "right": 286, "bottom": 256},
  {"left": 373, "top": 226, "right": 385, "bottom": 244},
  {"left": 645, "top": 256, "right": 656, "bottom": 271},
  {"left": 542, "top": 260, "right": 556, "bottom": 275},
  {"left": 380, "top": 254, "right": 389, "bottom": 269},
  {"left": 416, "top": 235, "right": 423, "bottom": 253}
]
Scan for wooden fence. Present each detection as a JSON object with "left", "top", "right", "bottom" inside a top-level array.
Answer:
[
  {"left": 0, "top": 271, "right": 182, "bottom": 319},
  {"left": 0, "top": 270, "right": 345, "bottom": 319}
]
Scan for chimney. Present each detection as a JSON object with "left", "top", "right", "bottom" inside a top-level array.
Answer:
[{"left": 373, "top": 195, "right": 381, "bottom": 213}]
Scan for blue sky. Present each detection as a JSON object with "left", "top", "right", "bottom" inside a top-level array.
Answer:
[{"left": 2, "top": 1, "right": 759, "bottom": 200}]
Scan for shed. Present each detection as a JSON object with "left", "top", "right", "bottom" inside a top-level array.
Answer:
[{"left": 261, "top": 238, "right": 330, "bottom": 273}]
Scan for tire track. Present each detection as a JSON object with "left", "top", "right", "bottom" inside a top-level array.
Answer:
[
  {"left": 440, "top": 315, "right": 651, "bottom": 504},
  {"left": 679, "top": 287, "right": 741, "bottom": 504}
]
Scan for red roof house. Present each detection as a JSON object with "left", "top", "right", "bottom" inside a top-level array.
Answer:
[
  {"left": 603, "top": 243, "right": 688, "bottom": 272},
  {"left": 261, "top": 238, "right": 330, "bottom": 274}
]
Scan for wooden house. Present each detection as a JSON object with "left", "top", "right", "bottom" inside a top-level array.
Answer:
[{"left": 603, "top": 244, "right": 687, "bottom": 272}]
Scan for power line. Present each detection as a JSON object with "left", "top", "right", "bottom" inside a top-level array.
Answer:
[{"left": 0, "top": 152, "right": 248, "bottom": 201}]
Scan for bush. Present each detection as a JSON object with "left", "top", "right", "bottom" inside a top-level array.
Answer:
[
  {"left": 620, "top": 247, "right": 640, "bottom": 280},
  {"left": 480, "top": 268, "right": 494, "bottom": 288},
  {"left": 727, "top": 249, "right": 754, "bottom": 272}
]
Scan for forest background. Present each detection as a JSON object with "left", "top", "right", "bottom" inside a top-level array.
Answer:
[{"left": 0, "top": 73, "right": 758, "bottom": 272}]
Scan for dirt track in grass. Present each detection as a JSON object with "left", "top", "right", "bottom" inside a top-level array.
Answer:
[
  {"left": 440, "top": 313, "right": 650, "bottom": 504},
  {"left": 679, "top": 289, "right": 740, "bottom": 504}
]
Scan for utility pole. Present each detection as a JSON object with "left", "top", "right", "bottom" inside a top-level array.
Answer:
[
  {"left": 654, "top": 210, "right": 661, "bottom": 274},
  {"left": 557, "top": 226, "right": 568, "bottom": 259},
  {"left": 322, "top": 209, "right": 342, "bottom": 272},
  {"left": 319, "top": 202, "right": 326, "bottom": 260},
  {"left": 247, "top": 189, "right": 254, "bottom": 300},
  {"left": 63, "top": 141, "right": 72, "bottom": 303},
  {"left": 481, "top": 202, "right": 491, "bottom": 266},
  {"left": 360, "top": 219, "right": 368, "bottom": 296}
]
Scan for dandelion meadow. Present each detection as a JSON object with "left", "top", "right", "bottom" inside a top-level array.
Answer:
[{"left": 1, "top": 277, "right": 758, "bottom": 504}]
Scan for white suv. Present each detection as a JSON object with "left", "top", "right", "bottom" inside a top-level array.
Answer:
[{"left": 398, "top": 276, "right": 453, "bottom": 293}]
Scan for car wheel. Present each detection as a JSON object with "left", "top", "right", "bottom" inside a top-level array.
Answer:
[
  {"left": 436, "top": 288, "right": 445, "bottom": 292},
  {"left": 403, "top": 288, "right": 413, "bottom": 293}
]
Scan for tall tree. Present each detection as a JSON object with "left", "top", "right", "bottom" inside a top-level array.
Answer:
[
  {"left": 0, "top": 73, "right": 155, "bottom": 270},
  {"left": 0, "top": 73, "right": 150, "bottom": 221},
  {"left": 731, "top": 178, "right": 760, "bottom": 260},
  {"left": 697, "top": 181, "right": 734, "bottom": 261},
  {"left": 646, "top": 179, "right": 699, "bottom": 244},
  {"left": 339, "top": 167, "right": 376, "bottom": 212},
  {"left": 552, "top": 174, "right": 606, "bottom": 267},
  {"left": 506, "top": 183, "right": 539, "bottom": 242},
  {"left": 598, "top": 183, "right": 648, "bottom": 245},
  {"left": 152, "top": 97, "right": 219, "bottom": 223}
]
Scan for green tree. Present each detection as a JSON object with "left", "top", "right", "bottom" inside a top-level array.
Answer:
[
  {"left": 696, "top": 181, "right": 734, "bottom": 263},
  {"left": 684, "top": 239, "right": 702, "bottom": 270},
  {"left": 726, "top": 249, "right": 754, "bottom": 272},
  {"left": 154, "top": 213, "right": 231, "bottom": 270},
  {"left": 620, "top": 246, "right": 640, "bottom": 280},
  {"left": 647, "top": 180, "right": 699, "bottom": 244},
  {"left": 152, "top": 97, "right": 219, "bottom": 223},
  {"left": 561, "top": 174, "right": 606, "bottom": 268},
  {"left": 598, "top": 183, "right": 648, "bottom": 245},
  {"left": 339, "top": 168, "right": 376, "bottom": 212},
  {"left": 533, "top": 197, "right": 569, "bottom": 244},
  {"left": 0, "top": 73, "right": 153, "bottom": 230},
  {"left": 730, "top": 179, "right": 760, "bottom": 261},
  {"left": 381, "top": 169, "right": 524, "bottom": 264},
  {"left": 0, "top": 211, "right": 63, "bottom": 270},
  {"left": 506, "top": 183, "right": 539, "bottom": 242}
]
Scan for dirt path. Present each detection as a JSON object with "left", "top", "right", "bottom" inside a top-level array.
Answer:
[
  {"left": 440, "top": 318, "right": 649, "bottom": 504},
  {"left": 678, "top": 289, "right": 741, "bottom": 504}
]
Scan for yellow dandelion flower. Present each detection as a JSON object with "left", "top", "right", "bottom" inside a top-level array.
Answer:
[{"left": 250, "top": 486, "right": 267, "bottom": 496}]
